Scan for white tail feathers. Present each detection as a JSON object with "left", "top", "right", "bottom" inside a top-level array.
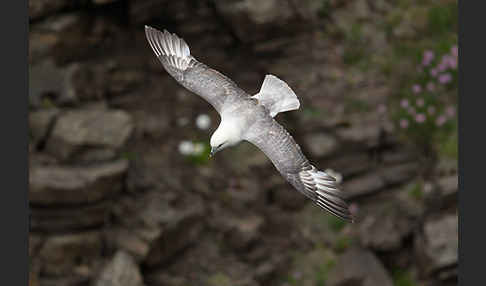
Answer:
[{"left": 252, "top": 74, "right": 300, "bottom": 117}]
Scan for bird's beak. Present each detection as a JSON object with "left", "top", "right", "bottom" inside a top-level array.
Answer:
[{"left": 209, "top": 147, "right": 217, "bottom": 158}]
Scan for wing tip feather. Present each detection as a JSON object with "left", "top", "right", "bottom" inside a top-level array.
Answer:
[
  {"left": 144, "top": 25, "right": 192, "bottom": 70},
  {"left": 300, "top": 166, "right": 354, "bottom": 222}
]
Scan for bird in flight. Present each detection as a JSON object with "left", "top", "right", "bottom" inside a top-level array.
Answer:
[{"left": 145, "top": 26, "right": 353, "bottom": 222}]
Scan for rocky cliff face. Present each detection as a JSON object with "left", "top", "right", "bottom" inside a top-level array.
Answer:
[{"left": 29, "top": 0, "right": 457, "bottom": 285}]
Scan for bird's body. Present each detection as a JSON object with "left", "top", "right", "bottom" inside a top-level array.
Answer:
[{"left": 145, "top": 26, "right": 353, "bottom": 221}]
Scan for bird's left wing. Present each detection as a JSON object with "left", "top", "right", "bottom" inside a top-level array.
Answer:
[
  {"left": 145, "top": 26, "right": 244, "bottom": 114},
  {"left": 245, "top": 117, "right": 353, "bottom": 221}
]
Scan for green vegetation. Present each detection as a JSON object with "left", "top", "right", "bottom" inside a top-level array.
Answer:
[
  {"left": 392, "top": 269, "right": 417, "bottom": 286},
  {"left": 407, "top": 181, "right": 424, "bottom": 201},
  {"left": 327, "top": 215, "right": 346, "bottom": 233},
  {"left": 334, "top": 236, "right": 352, "bottom": 254},
  {"left": 207, "top": 272, "right": 232, "bottom": 286}
]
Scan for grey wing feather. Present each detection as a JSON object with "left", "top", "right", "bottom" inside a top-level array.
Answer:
[
  {"left": 245, "top": 117, "right": 353, "bottom": 221},
  {"left": 145, "top": 26, "right": 243, "bottom": 113}
]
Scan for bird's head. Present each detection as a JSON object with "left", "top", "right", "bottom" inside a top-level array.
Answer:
[{"left": 209, "top": 121, "right": 241, "bottom": 157}]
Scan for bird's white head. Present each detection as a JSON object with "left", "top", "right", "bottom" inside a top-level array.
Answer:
[{"left": 209, "top": 119, "right": 242, "bottom": 157}]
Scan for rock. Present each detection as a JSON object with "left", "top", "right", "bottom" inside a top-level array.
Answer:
[
  {"left": 342, "top": 173, "right": 385, "bottom": 199},
  {"left": 272, "top": 182, "right": 307, "bottom": 210},
  {"left": 357, "top": 198, "right": 418, "bottom": 251},
  {"left": 436, "top": 157, "right": 458, "bottom": 176},
  {"left": 132, "top": 194, "right": 206, "bottom": 267},
  {"left": 29, "top": 160, "right": 128, "bottom": 205},
  {"left": 38, "top": 231, "right": 102, "bottom": 276},
  {"left": 95, "top": 251, "right": 145, "bottom": 286},
  {"left": 105, "top": 228, "right": 150, "bottom": 263},
  {"left": 29, "top": 0, "right": 73, "bottom": 20},
  {"left": 29, "top": 60, "right": 77, "bottom": 108},
  {"left": 213, "top": 0, "right": 300, "bottom": 43},
  {"left": 337, "top": 123, "right": 381, "bottom": 147},
  {"left": 286, "top": 247, "right": 338, "bottom": 286},
  {"left": 29, "top": 108, "right": 59, "bottom": 147},
  {"left": 327, "top": 247, "right": 393, "bottom": 286},
  {"left": 46, "top": 109, "right": 134, "bottom": 161},
  {"left": 29, "top": 234, "right": 43, "bottom": 258},
  {"left": 93, "top": 0, "right": 118, "bottom": 4},
  {"left": 76, "top": 148, "right": 118, "bottom": 163},
  {"left": 29, "top": 13, "right": 83, "bottom": 64},
  {"left": 381, "top": 149, "right": 415, "bottom": 165},
  {"left": 129, "top": 0, "right": 171, "bottom": 24},
  {"left": 295, "top": 204, "right": 342, "bottom": 247},
  {"left": 303, "top": 132, "right": 339, "bottom": 158},
  {"left": 415, "top": 214, "right": 458, "bottom": 275},
  {"left": 381, "top": 163, "right": 418, "bottom": 186},
  {"left": 328, "top": 153, "right": 372, "bottom": 178},
  {"left": 437, "top": 175, "right": 458, "bottom": 204},
  {"left": 220, "top": 215, "right": 265, "bottom": 250},
  {"left": 30, "top": 201, "right": 110, "bottom": 231}
]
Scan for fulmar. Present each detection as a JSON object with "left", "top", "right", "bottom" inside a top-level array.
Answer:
[{"left": 145, "top": 26, "right": 353, "bottom": 222}]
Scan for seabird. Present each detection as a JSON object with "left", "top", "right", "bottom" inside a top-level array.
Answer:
[{"left": 145, "top": 26, "right": 353, "bottom": 222}]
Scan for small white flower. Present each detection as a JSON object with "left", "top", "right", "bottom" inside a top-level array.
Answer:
[
  {"left": 178, "top": 140, "right": 194, "bottom": 155},
  {"left": 193, "top": 142, "right": 205, "bottom": 155},
  {"left": 196, "top": 114, "right": 211, "bottom": 130},
  {"left": 325, "top": 168, "right": 343, "bottom": 184}
]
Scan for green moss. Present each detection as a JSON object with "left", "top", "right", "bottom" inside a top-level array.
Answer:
[
  {"left": 207, "top": 273, "right": 232, "bottom": 286},
  {"left": 344, "top": 97, "right": 370, "bottom": 113},
  {"left": 318, "top": 0, "right": 332, "bottom": 19},
  {"left": 438, "top": 125, "right": 458, "bottom": 160},
  {"left": 392, "top": 269, "right": 417, "bottom": 286},
  {"left": 427, "top": 3, "right": 458, "bottom": 36},
  {"left": 301, "top": 107, "right": 324, "bottom": 118},
  {"left": 327, "top": 215, "right": 346, "bottom": 233},
  {"left": 407, "top": 182, "right": 423, "bottom": 201},
  {"left": 120, "top": 151, "right": 137, "bottom": 161},
  {"left": 314, "top": 258, "right": 335, "bottom": 286},
  {"left": 187, "top": 141, "right": 211, "bottom": 165},
  {"left": 334, "top": 236, "right": 352, "bottom": 253},
  {"left": 41, "top": 98, "right": 55, "bottom": 109}
]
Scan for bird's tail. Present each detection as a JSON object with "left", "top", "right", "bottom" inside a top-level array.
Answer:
[{"left": 252, "top": 74, "right": 300, "bottom": 117}]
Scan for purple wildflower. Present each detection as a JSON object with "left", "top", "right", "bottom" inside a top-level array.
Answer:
[
  {"left": 438, "top": 73, "right": 452, "bottom": 84},
  {"left": 442, "top": 54, "right": 457, "bottom": 70},
  {"left": 451, "top": 45, "right": 458, "bottom": 57},
  {"left": 446, "top": 106, "right": 456, "bottom": 118},
  {"left": 400, "top": 99, "right": 409, "bottom": 108},
  {"left": 422, "top": 50, "right": 435, "bottom": 66},
  {"left": 415, "top": 113, "right": 426, "bottom": 123},
  {"left": 412, "top": 84, "right": 422, "bottom": 94},
  {"left": 436, "top": 115, "right": 447, "bottom": 126},
  {"left": 430, "top": 68, "right": 439, "bottom": 77},
  {"left": 400, "top": 118, "right": 409, "bottom": 128},
  {"left": 437, "top": 61, "right": 448, "bottom": 72},
  {"left": 448, "top": 57, "right": 457, "bottom": 69}
]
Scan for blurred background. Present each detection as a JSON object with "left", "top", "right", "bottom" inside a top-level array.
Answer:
[{"left": 28, "top": 0, "right": 458, "bottom": 285}]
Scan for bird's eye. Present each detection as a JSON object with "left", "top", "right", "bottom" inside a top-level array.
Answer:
[{"left": 218, "top": 143, "right": 224, "bottom": 148}]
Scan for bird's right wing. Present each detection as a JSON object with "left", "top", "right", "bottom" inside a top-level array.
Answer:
[
  {"left": 245, "top": 117, "right": 353, "bottom": 221},
  {"left": 145, "top": 26, "right": 244, "bottom": 114}
]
